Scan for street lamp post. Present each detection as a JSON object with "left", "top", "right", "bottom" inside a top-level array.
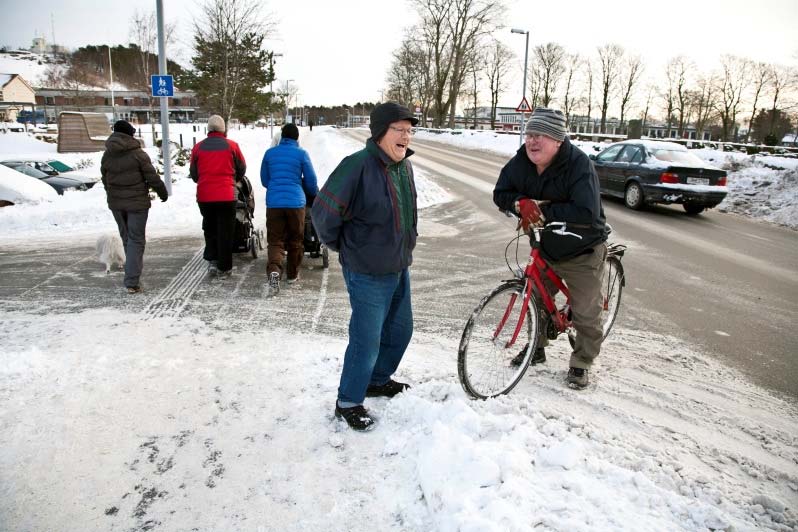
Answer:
[
  {"left": 511, "top": 27, "right": 529, "bottom": 146},
  {"left": 285, "top": 80, "right": 295, "bottom": 124},
  {"left": 269, "top": 52, "right": 283, "bottom": 139}
]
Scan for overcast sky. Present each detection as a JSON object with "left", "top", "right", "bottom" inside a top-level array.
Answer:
[{"left": 3, "top": 0, "right": 797, "bottom": 107}]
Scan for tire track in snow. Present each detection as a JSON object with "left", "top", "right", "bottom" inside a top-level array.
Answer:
[{"left": 143, "top": 248, "right": 207, "bottom": 319}]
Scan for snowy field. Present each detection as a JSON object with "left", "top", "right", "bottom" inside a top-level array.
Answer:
[{"left": 1, "top": 125, "right": 797, "bottom": 531}]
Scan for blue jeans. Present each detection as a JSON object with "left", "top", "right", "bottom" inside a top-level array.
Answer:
[
  {"left": 337, "top": 268, "right": 413, "bottom": 406},
  {"left": 112, "top": 209, "right": 148, "bottom": 288}
]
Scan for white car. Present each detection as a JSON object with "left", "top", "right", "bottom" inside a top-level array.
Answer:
[
  {"left": 8, "top": 158, "right": 101, "bottom": 187},
  {"left": 0, "top": 164, "right": 58, "bottom": 206}
]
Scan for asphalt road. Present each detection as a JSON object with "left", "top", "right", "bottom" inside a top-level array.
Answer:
[{"left": 1, "top": 130, "right": 795, "bottom": 402}]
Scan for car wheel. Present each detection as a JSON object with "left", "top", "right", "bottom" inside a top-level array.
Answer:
[
  {"left": 683, "top": 204, "right": 705, "bottom": 215},
  {"left": 624, "top": 182, "right": 644, "bottom": 210}
]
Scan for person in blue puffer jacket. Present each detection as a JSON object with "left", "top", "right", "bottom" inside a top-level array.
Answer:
[{"left": 260, "top": 123, "right": 318, "bottom": 292}]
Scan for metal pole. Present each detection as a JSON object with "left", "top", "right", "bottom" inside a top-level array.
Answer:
[
  {"left": 522, "top": 31, "right": 529, "bottom": 146},
  {"left": 108, "top": 46, "right": 115, "bottom": 121},
  {"left": 270, "top": 53, "right": 283, "bottom": 139},
  {"left": 511, "top": 28, "right": 530, "bottom": 146},
  {"left": 156, "top": 0, "right": 171, "bottom": 195}
]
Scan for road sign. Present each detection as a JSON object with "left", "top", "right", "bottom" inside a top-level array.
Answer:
[
  {"left": 515, "top": 97, "right": 531, "bottom": 113},
  {"left": 151, "top": 75, "right": 174, "bottom": 97}
]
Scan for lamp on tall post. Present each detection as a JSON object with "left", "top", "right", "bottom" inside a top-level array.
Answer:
[
  {"left": 108, "top": 45, "right": 116, "bottom": 120},
  {"left": 511, "top": 27, "right": 529, "bottom": 146},
  {"left": 269, "top": 52, "right": 283, "bottom": 139}
]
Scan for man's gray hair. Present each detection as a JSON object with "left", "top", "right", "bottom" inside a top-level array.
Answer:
[{"left": 208, "top": 114, "right": 226, "bottom": 133}]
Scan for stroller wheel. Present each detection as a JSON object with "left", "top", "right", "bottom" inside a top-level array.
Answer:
[
  {"left": 322, "top": 245, "right": 329, "bottom": 268},
  {"left": 250, "top": 237, "right": 258, "bottom": 258},
  {"left": 258, "top": 230, "right": 265, "bottom": 250}
]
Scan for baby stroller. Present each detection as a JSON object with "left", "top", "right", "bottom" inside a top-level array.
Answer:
[
  {"left": 233, "top": 176, "right": 264, "bottom": 258},
  {"left": 303, "top": 197, "right": 329, "bottom": 268}
]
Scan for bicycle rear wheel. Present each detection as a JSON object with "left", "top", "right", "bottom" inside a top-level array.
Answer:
[
  {"left": 601, "top": 256, "right": 624, "bottom": 338},
  {"left": 567, "top": 254, "right": 625, "bottom": 349},
  {"left": 458, "top": 280, "right": 541, "bottom": 399}
]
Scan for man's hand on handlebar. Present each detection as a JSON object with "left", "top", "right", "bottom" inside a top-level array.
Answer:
[{"left": 515, "top": 198, "right": 547, "bottom": 233}]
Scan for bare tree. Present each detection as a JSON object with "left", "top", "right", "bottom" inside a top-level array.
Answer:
[
  {"left": 641, "top": 84, "right": 655, "bottom": 130},
  {"left": 768, "top": 64, "right": 797, "bottom": 137},
  {"left": 666, "top": 56, "right": 692, "bottom": 137},
  {"left": 716, "top": 55, "right": 749, "bottom": 141},
  {"left": 618, "top": 54, "right": 643, "bottom": 134},
  {"left": 596, "top": 44, "right": 623, "bottom": 134},
  {"left": 743, "top": 62, "right": 772, "bottom": 142},
  {"left": 386, "top": 31, "right": 435, "bottom": 126},
  {"left": 484, "top": 38, "right": 513, "bottom": 130},
  {"left": 660, "top": 80, "right": 675, "bottom": 137},
  {"left": 412, "top": 0, "right": 504, "bottom": 128},
  {"left": 533, "top": 42, "right": 565, "bottom": 107},
  {"left": 561, "top": 53, "right": 581, "bottom": 128},
  {"left": 131, "top": 10, "right": 176, "bottom": 127},
  {"left": 577, "top": 59, "right": 595, "bottom": 133},
  {"left": 691, "top": 74, "right": 718, "bottom": 140}
]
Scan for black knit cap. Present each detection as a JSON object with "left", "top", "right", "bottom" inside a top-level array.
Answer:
[
  {"left": 369, "top": 102, "right": 418, "bottom": 141},
  {"left": 113, "top": 119, "right": 136, "bottom": 137},
  {"left": 281, "top": 123, "right": 299, "bottom": 140}
]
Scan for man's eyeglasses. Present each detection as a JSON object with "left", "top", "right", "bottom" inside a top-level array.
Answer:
[
  {"left": 389, "top": 126, "right": 415, "bottom": 136},
  {"left": 525, "top": 133, "right": 545, "bottom": 141}
]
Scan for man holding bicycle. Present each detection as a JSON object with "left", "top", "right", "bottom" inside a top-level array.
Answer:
[{"left": 493, "top": 108, "right": 608, "bottom": 388}]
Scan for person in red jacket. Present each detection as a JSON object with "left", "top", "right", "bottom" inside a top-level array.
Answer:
[{"left": 190, "top": 115, "right": 246, "bottom": 277}]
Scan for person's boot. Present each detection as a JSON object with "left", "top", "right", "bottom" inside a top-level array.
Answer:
[
  {"left": 509, "top": 345, "right": 546, "bottom": 367},
  {"left": 334, "top": 404, "right": 375, "bottom": 431},
  {"left": 365, "top": 379, "right": 410, "bottom": 398},
  {"left": 566, "top": 367, "right": 589, "bottom": 389},
  {"left": 268, "top": 271, "right": 280, "bottom": 295}
]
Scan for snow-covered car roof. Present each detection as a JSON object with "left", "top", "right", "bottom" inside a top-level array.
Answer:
[
  {"left": 0, "top": 164, "right": 58, "bottom": 205},
  {"left": 609, "top": 139, "right": 689, "bottom": 152}
]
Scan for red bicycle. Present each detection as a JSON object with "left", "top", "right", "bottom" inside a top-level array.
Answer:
[{"left": 457, "top": 223, "right": 626, "bottom": 399}]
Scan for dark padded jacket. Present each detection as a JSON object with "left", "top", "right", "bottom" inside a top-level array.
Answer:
[
  {"left": 189, "top": 132, "right": 246, "bottom": 202},
  {"left": 493, "top": 138, "right": 608, "bottom": 262},
  {"left": 101, "top": 132, "right": 166, "bottom": 211},
  {"left": 311, "top": 139, "right": 417, "bottom": 275}
]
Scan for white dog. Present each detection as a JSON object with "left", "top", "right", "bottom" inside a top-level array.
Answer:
[{"left": 96, "top": 233, "right": 126, "bottom": 274}]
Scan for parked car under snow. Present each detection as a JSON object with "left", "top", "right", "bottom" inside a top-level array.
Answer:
[
  {"left": 20, "top": 158, "right": 101, "bottom": 187},
  {"left": 590, "top": 140, "right": 728, "bottom": 215},
  {"left": 0, "top": 161, "right": 91, "bottom": 195},
  {"left": 0, "top": 164, "right": 58, "bottom": 206}
]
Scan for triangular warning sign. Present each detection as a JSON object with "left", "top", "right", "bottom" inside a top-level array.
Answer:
[{"left": 515, "top": 97, "right": 531, "bottom": 113}]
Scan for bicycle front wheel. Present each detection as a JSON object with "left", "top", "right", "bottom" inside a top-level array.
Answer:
[{"left": 458, "top": 280, "right": 540, "bottom": 399}]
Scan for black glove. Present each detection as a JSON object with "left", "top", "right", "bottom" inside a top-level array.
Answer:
[{"left": 159, "top": 192, "right": 168, "bottom": 202}]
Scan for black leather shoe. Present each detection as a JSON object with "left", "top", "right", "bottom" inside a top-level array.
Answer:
[
  {"left": 510, "top": 346, "right": 546, "bottom": 367},
  {"left": 365, "top": 379, "right": 410, "bottom": 398},
  {"left": 334, "top": 404, "right": 375, "bottom": 431}
]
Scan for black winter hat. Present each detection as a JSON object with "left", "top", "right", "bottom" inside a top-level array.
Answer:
[
  {"left": 113, "top": 119, "right": 136, "bottom": 137},
  {"left": 369, "top": 102, "right": 418, "bottom": 141},
  {"left": 281, "top": 123, "right": 299, "bottom": 140}
]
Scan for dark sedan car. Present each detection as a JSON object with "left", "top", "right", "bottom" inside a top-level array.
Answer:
[
  {"left": 0, "top": 161, "right": 88, "bottom": 195},
  {"left": 590, "top": 140, "right": 728, "bottom": 215}
]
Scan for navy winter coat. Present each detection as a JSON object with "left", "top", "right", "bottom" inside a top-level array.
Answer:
[{"left": 311, "top": 138, "right": 417, "bottom": 275}]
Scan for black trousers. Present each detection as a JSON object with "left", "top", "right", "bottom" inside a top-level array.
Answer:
[{"left": 198, "top": 201, "right": 236, "bottom": 272}]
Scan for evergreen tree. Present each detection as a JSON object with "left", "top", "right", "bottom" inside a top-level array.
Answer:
[{"left": 187, "top": 0, "right": 273, "bottom": 123}]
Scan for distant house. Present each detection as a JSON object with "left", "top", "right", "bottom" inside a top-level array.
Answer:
[
  {"left": 35, "top": 88, "right": 199, "bottom": 125},
  {"left": 0, "top": 74, "right": 36, "bottom": 122}
]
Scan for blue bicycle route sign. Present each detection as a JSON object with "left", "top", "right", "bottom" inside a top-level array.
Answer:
[{"left": 151, "top": 75, "right": 174, "bottom": 97}]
